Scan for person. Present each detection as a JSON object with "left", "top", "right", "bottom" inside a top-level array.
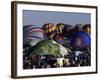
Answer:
[{"left": 63, "top": 59, "right": 71, "bottom": 67}]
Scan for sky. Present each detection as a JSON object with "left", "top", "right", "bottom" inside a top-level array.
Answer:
[{"left": 23, "top": 10, "right": 91, "bottom": 27}]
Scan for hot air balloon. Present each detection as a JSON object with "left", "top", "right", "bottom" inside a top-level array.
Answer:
[
  {"left": 30, "top": 39, "right": 69, "bottom": 57},
  {"left": 82, "top": 24, "right": 91, "bottom": 35},
  {"left": 56, "top": 23, "right": 65, "bottom": 34},
  {"left": 23, "top": 25, "right": 44, "bottom": 45},
  {"left": 70, "top": 31, "right": 91, "bottom": 48},
  {"left": 42, "top": 23, "right": 56, "bottom": 39}
]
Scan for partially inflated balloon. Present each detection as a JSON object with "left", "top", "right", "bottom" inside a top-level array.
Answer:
[{"left": 70, "top": 31, "right": 91, "bottom": 48}]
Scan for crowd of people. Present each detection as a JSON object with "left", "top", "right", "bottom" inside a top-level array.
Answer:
[{"left": 23, "top": 23, "right": 91, "bottom": 69}]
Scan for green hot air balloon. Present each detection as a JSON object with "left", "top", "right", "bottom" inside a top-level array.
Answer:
[{"left": 30, "top": 39, "right": 62, "bottom": 57}]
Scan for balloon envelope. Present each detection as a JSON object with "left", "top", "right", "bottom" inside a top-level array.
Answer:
[{"left": 70, "top": 31, "right": 91, "bottom": 48}]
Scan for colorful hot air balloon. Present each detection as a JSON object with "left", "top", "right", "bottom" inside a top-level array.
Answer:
[
  {"left": 82, "top": 24, "right": 91, "bottom": 35},
  {"left": 56, "top": 23, "right": 65, "bottom": 34},
  {"left": 70, "top": 31, "right": 91, "bottom": 48},
  {"left": 42, "top": 23, "right": 56, "bottom": 39},
  {"left": 23, "top": 25, "right": 44, "bottom": 45}
]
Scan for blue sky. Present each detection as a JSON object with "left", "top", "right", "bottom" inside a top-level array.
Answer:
[{"left": 23, "top": 10, "right": 91, "bottom": 27}]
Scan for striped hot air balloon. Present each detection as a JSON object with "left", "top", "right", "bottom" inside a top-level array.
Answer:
[{"left": 23, "top": 25, "right": 44, "bottom": 45}]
